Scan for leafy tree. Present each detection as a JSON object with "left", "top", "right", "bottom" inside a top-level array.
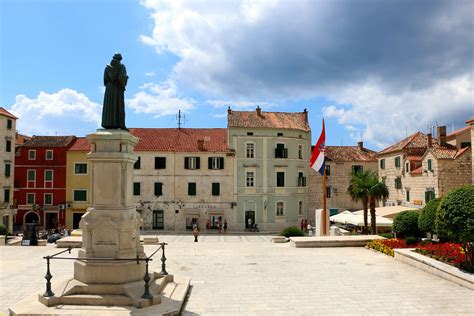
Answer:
[
  {"left": 368, "top": 176, "right": 389, "bottom": 235},
  {"left": 418, "top": 198, "right": 440, "bottom": 236},
  {"left": 347, "top": 170, "right": 373, "bottom": 234},
  {"left": 393, "top": 210, "right": 422, "bottom": 238},
  {"left": 436, "top": 185, "right": 474, "bottom": 271}
]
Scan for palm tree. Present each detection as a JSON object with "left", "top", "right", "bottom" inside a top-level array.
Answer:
[
  {"left": 367, "top": 175, "right": 389, "bottom": 235},
  {"left": 347, "top": 170, "right": 373, "bottom": 234}
]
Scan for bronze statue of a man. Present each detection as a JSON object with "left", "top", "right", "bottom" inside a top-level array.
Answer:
[{"left": 102, "top": 53, "right": 128, "bottom": 129}]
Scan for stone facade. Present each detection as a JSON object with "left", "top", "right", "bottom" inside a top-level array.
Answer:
[
  {"left": 228, "top": 108, "right": 311, "bottom": 231},
  {"left": 0, "top": 108, "right": 17, "bottom": 232},
  {"left": 308, "top": 142, "right": 378, "bottom": 221}
]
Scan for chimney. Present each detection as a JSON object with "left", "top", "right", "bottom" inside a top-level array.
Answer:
[
  {"left": 256, "top": 106, "right": 262, "bottom": 117},
  {"left": 427, "top": 133, "right": 432, "bottom": 148},
  {"left": 227, "top": 106, "right": 232, "bottom": 115},
  {"left": 197, "top": 139, "right": 205, "bottom": 151},
  {"left": 437, "top": 126, "right": 447, "bottom": 146},
  {"left": 303, "top": 108, "right": 308, "bottom": 122},
  {"left": 357, "top": 141, "right": 363, "bottom": 150}
]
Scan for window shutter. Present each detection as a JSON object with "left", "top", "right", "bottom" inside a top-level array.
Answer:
[
  {"left": 155, "top": 157, "right": 159, "bottom": 169},
  {"left": 154, "top": 182, "right": 163, "bottom": 196},
  {"left": 219, "top": 157, "right": 224, "bottom": 169},
  {"left": 212, "top": 183, "right": 220, "bottom": 196},
  {"left": 162, "top": 158, "right": 166, "bottom": 169},
  {"left": 134, "top": 157, "right": 141, "bottom": 169},
  {"left": 184, "top": 157, "right": 189, "bottom": 169},
  {"left": 208, "top": 157, "right": 213, "bottom": 169},
  {"left": 196, "top": 157, "right": 200, "bottom": 169}
]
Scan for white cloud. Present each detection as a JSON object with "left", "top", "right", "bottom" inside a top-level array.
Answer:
[
  {"left": 9, "top": 88, "right": 101, "bottom": 136},
  {"left": 323, "top": 75, "right": 474, "bottom": 148},
  {"left": 211, "top": 113, "right": 228, "bottom": 118},
  {"left": 145, "top": 72, "right": 156, "bottom": 77},
  {"left": 206, "top": 99, "right": 274, "bottom": 109},
  {"left": 126, "top": 80, "right": 195, "bottom": 117}
]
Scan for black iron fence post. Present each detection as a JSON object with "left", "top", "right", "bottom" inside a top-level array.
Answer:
[
  {"left": 43, "top": 256, "right": 54, "bottom": 297},
  {"left": 160, "top": 242, "right": 168, "bottom": 275},
  {"left": 141, "top": 258, "right": 152, "bottom": 299}
]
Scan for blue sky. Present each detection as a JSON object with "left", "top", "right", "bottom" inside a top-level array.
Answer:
[{"left": 1, "top": 0, "right": 472, "bottom": 150}]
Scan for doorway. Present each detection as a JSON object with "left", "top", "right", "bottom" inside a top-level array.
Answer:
[
  {"left": 72, "top": 213, "right": 83, "bottom": 229},
  {"left": 45, "top": 212, "right": 58, "bottom": 230},
  {"left": 245, "top": 211, "right": 255, "bottom": 229},
  {"left": 24, "top": 211, "right": 40, "bottom": 225},
  {"left": 152, "top": 210, "right": 164, "bottom": 230},
  {"left": 211, "top": 216, "right": 222, "bottom": 229}
]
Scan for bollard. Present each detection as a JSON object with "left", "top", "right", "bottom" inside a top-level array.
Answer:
[
  {"left": 141, "top": 258, "right": 152, "bottom": 299},
  {"left": 160, "top": 242, "right": 168, "bottom": 275},
  {"left": 43, "top": 256, "right": 55, "bottom": 297}
]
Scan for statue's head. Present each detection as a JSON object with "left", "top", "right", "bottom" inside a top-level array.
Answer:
[{"left": 113, "top": 53, "right": 123, "bottom": 61}]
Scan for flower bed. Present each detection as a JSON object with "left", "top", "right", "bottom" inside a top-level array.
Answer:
[
  {"left": 366, "top": 238, "right": 411, "bottom": 257},
  {"left": 415, "top": 242, "right": 472, "bottom": 271}
]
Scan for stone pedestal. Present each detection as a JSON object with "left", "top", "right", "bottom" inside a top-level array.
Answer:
[{"left": 75, "top": 130, "right": 145, "bottom": 283}]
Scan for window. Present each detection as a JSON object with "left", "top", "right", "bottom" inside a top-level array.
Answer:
[
  {"left": 45, "top": 150, "right": 53, "bottom": 160},
  {"left": 74, "top": 163, "right": 87, "bottom": 174},
  {"left": 6, "top": 140, "right": 11, "bottom": 152},
  {"left": 298, "top": 144, "right": 303, "bottom": 159},
  {"left": 188, "top": 182, "right": 196, "bottom": 196},
  {"left": 325, "top": 165, "right": 331, "bottom": 176},
  {"left": 247, "top": 132, "right": 253, "bottom": 136},
  {"left": 425, "top": 190, "right": 435, "bottom": 203},
  {"left": 5, "top": 163, "right": 11, "bottom": 177},
  {"left": 44, "top": 170, "right": 53, "bottom": 187},
  {"left": 212, "top": 183, "right": 220, "bottom": 196},
  {"left": 246, "top": 172, "right": 255, "bottom": 187},
  {"left": 246, "top": 143, "right": 255, "bottom": 158},
  {"left": 28, "top": 150, "right": 36, "bottom": 160},
  {"left": 298, "top": 201, "right": 303, "bottom": 216},
  {"left": 352, "top": 165, "right": 363, "bottom": 173},
  {"left": 208, "top": 157, "right": 224, "bottom": 170},
  {"left": 155, "top": 157, "right": 166, "bottom": 169},
  {"left": 326, "top": 187, "right": 331, "bottom": 198},
  {"left": 7, "top": 119, "right": 12, "bottom": 129},
  {"left": 4, "top": 189, "right": 10, "bottom": 203},
  {"left": 154, "top": 182, "right": 163, "bottom": 196},
  {"left": 184, "top": 157, "right": 200, "bottom": 170},
  {"left": 395, "top": 156, "right": 401, "bottom": 169},
  {"left": 276, "top": 172, "right": 285, "bottom": 187},
  {"left": 406, "top": 190, "right": 410, "bottom": 202},
  {"left": 27, "top": 170, "right": 36, "bottom": 187},
  {"left": 74, "top": 190, "right": 87, "bottom": 202},
  {"left": 380, "top": 159, "right": 385, "bottom": 169},
  {"left": 44, "top": 193, "right": 53, "bottom": 205},
  {"left": 276, "top": 201, "right": 284, "bottom": 216},
  {"left": 394, "top": 177, "right": 402, "bottom": 189},
  {"left": 298, "top": 172, "right": 306, "bottom": 187},
  {"left": 275, "top": 143, "right": 288, "bottom": 158},
  {"left": 133, "top": 182, "right": 141, "bottom": 196},
  {"left": 460, "top": 142, "right": 471, "bottom": 148},
  {"left": 427, "top": 159, "right": 432, "bottom": 171},
  {"left": 27, "top": 193, "right": 35, "bottom": 204},
  {"left": 134, "top": 157, "right": 141, "bottom": 169},
  {"left": 277, "top": 132, "right": 284, "bottom": 137},
  {"left": 405, "top": 162, "right": 410, "bottom": 173}
]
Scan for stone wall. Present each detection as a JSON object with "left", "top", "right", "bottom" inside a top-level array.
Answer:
[
  {"left": 437, "top": 151, "right": 472, "bottom": 196},
  {"left": 378, "top": 152, "right": 405, "bottom": 205}
]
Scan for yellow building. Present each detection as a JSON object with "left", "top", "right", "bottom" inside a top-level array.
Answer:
[{"left": 65, "top": 138, "right": 91, "bottom": 229}]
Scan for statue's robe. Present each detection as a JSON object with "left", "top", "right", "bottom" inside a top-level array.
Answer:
[{"left": 102, "top": 61, "right": 128, "bottom": 129}]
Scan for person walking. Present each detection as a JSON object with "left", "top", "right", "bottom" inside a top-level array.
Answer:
[
  {"left": 247, "top": 218, "right": 252, "bottom": 232},
  {"left": 224, "top": 220, "right": 228, "bottom": 233},
  {"left": 300, "top": 219, "right": 305, "bottom": 231},
  {"left": 307, "top": 222, "right": 313, "bottom": 236},
  {"left": 304, "top": 219, "right": 308, "bottom": 233},
  {"left": 192, "top": 224, "right": 200, "bottom": 242},
  {"left": 206, "top": 219, "right": 211, "bottom": 230}
]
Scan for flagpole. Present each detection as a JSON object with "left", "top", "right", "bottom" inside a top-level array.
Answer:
[{"left": 323, "top": 165, "right": 327, "bottom": 235}]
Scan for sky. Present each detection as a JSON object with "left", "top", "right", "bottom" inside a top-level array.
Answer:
[{"left": 1, "top": 0, "right": 473, "bottom": 150}]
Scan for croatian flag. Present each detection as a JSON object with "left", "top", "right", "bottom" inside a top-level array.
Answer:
[{"left": 310, "top": 119, "right": 325, "bottom": 175}]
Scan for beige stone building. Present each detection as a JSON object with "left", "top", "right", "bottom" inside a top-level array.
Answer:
[
  {"left": 130, "top": 128, "right": 234, "bottom": 231},
  {"left": 447, "top": 119, "right": 473, "bottom": 184},
  {"left": 0, "top": 108, "right": 17, "bottom": 232},
  {"left": 378, "top": 126, "right": 471, "bottom": 208},
  {"left": 308, "top": 142, "right": 378, "bottom": 219}
]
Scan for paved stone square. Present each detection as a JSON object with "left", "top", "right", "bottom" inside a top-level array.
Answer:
[{"left": 1, "top": 234, "right": 473, "bottom": 315}]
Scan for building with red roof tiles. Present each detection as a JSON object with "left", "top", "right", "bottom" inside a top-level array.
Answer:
[
  {"left": 378, "top": 125, "right": 471, "bottom": 208},
  {"left": 13, "top": 136, "right": 76, "bottom": 231},
  {"left": 308, "top": 142, "right": 379, "bottom": 215},
  {"left": 0, "top": 107, "right": 17, "bottom": 232},
  {"left": 227, "top": 107, "right": 311, "bottom": 231}
]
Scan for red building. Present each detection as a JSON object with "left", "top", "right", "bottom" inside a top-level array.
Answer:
[{"left": 14, "top": 136, "right": 76, "bottom": 231}]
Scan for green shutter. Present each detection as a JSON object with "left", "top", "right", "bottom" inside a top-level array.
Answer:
[
  {"left": 134, "top": 157, "right": 141, "bottom": 169},
  {"left": 406, "top": 190, "right": 410, "bottom": 202},
  {"left": 277, "top": 172, "right": 285, "bottom": 187},
  {"left": 219, "top": 157, "right": 224, "bottom": 169},
  {"left": 208, "top": 157, "right": 213, "bottom": 169},
  {"left": 184, "top": 157, "right": 189, "bottom": 169},
  {"left": 5, "top": 164, "right": 10, "bottom": 177},
  {"left": 212, "top": 183, "right": 220, "bottom": 196},
  {"left": 133, "top": 182, "right": 141, "bottom": 196},
  {"left": 428, "top": 159, "right": 432, "bottom": 171},
  {"left": 45, "top": 171, "right": 53, "bottom": 181},
  {"left": 4, "top": 189, "right": 10, "bottom": 202},
  {"left": 6, "top": 140, "right": 11, "bottom": 152},
  {"left": 195, "top": 157, "right": 200, "bottom": 169},
  {"left": 188, "top": 183, "right": 196, "bottom": 196},
  {"left": 74, "top": 190, "right": 87, "bottom": 201},
  {"left": 154, "top": 182, "right": 163, "bottom": 196}
]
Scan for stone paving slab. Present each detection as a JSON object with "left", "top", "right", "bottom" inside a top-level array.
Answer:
[{"left": 1, "top": 235, "right": 473, "bottom": 315}]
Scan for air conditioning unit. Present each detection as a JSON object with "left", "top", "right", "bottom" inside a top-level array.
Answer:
[
  {"left": 58, "top": 204, "right": 66, "bottom": 210},
  {"left": 66, "top": 203, "right": 72, "bottom": 208}
]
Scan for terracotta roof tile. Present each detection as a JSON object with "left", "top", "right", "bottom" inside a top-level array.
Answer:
[
  {"left": 22, "top": 136, "right": 76, "bottom": 148},
  {"left": 407, "top": 156, "right": 423, "bottom": 161},
  {"left": 324, "top": 146, "right": 378, "bottom": 162},
  {"left": 69, "top": 137, "right": 91, "bottom": 151},
  {"left": 129, "top": 128, "right": 228, "bottom": 152},
  {"left": 410, "top": 166, "right": 423, "bottom": 175},
  {"left": 228, "top": 109, "right": 310, "bottom": 132},
  {"left": 0, "top": 107, "right": 18, "bottom": 119},
  {"left": 428, "top": 146, "right": 470, "bottom": 160},
  {"left": 447, "top": 125, "right": 470, "bottom": 138},
  {"left": 379, "top": 132, "right": 457, "bottom": 155}
]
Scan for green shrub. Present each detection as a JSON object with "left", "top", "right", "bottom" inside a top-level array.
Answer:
[
  {"left": 405, "top": 236, "right": 418, "bottom": 246},
  {"left": 418, "top": 198, "right": 440, "bottom": 235},
  {"left": 393, "top": 210, "right": 422, "bottom": 238},
  {"left": 0, "top": 224, "right": 8, "bottom": 236},
  {"left": 378, "top": 233, "right": 393, "bottom": 239},
  {"left": 280, "top": 226, "right": 305, "bottom": 237},
  {"left": 436, "top": 185, "right": 474, "bottom": 271},
  {"left": 420, "top": 240, "right": 432, "bottom": 247}
]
